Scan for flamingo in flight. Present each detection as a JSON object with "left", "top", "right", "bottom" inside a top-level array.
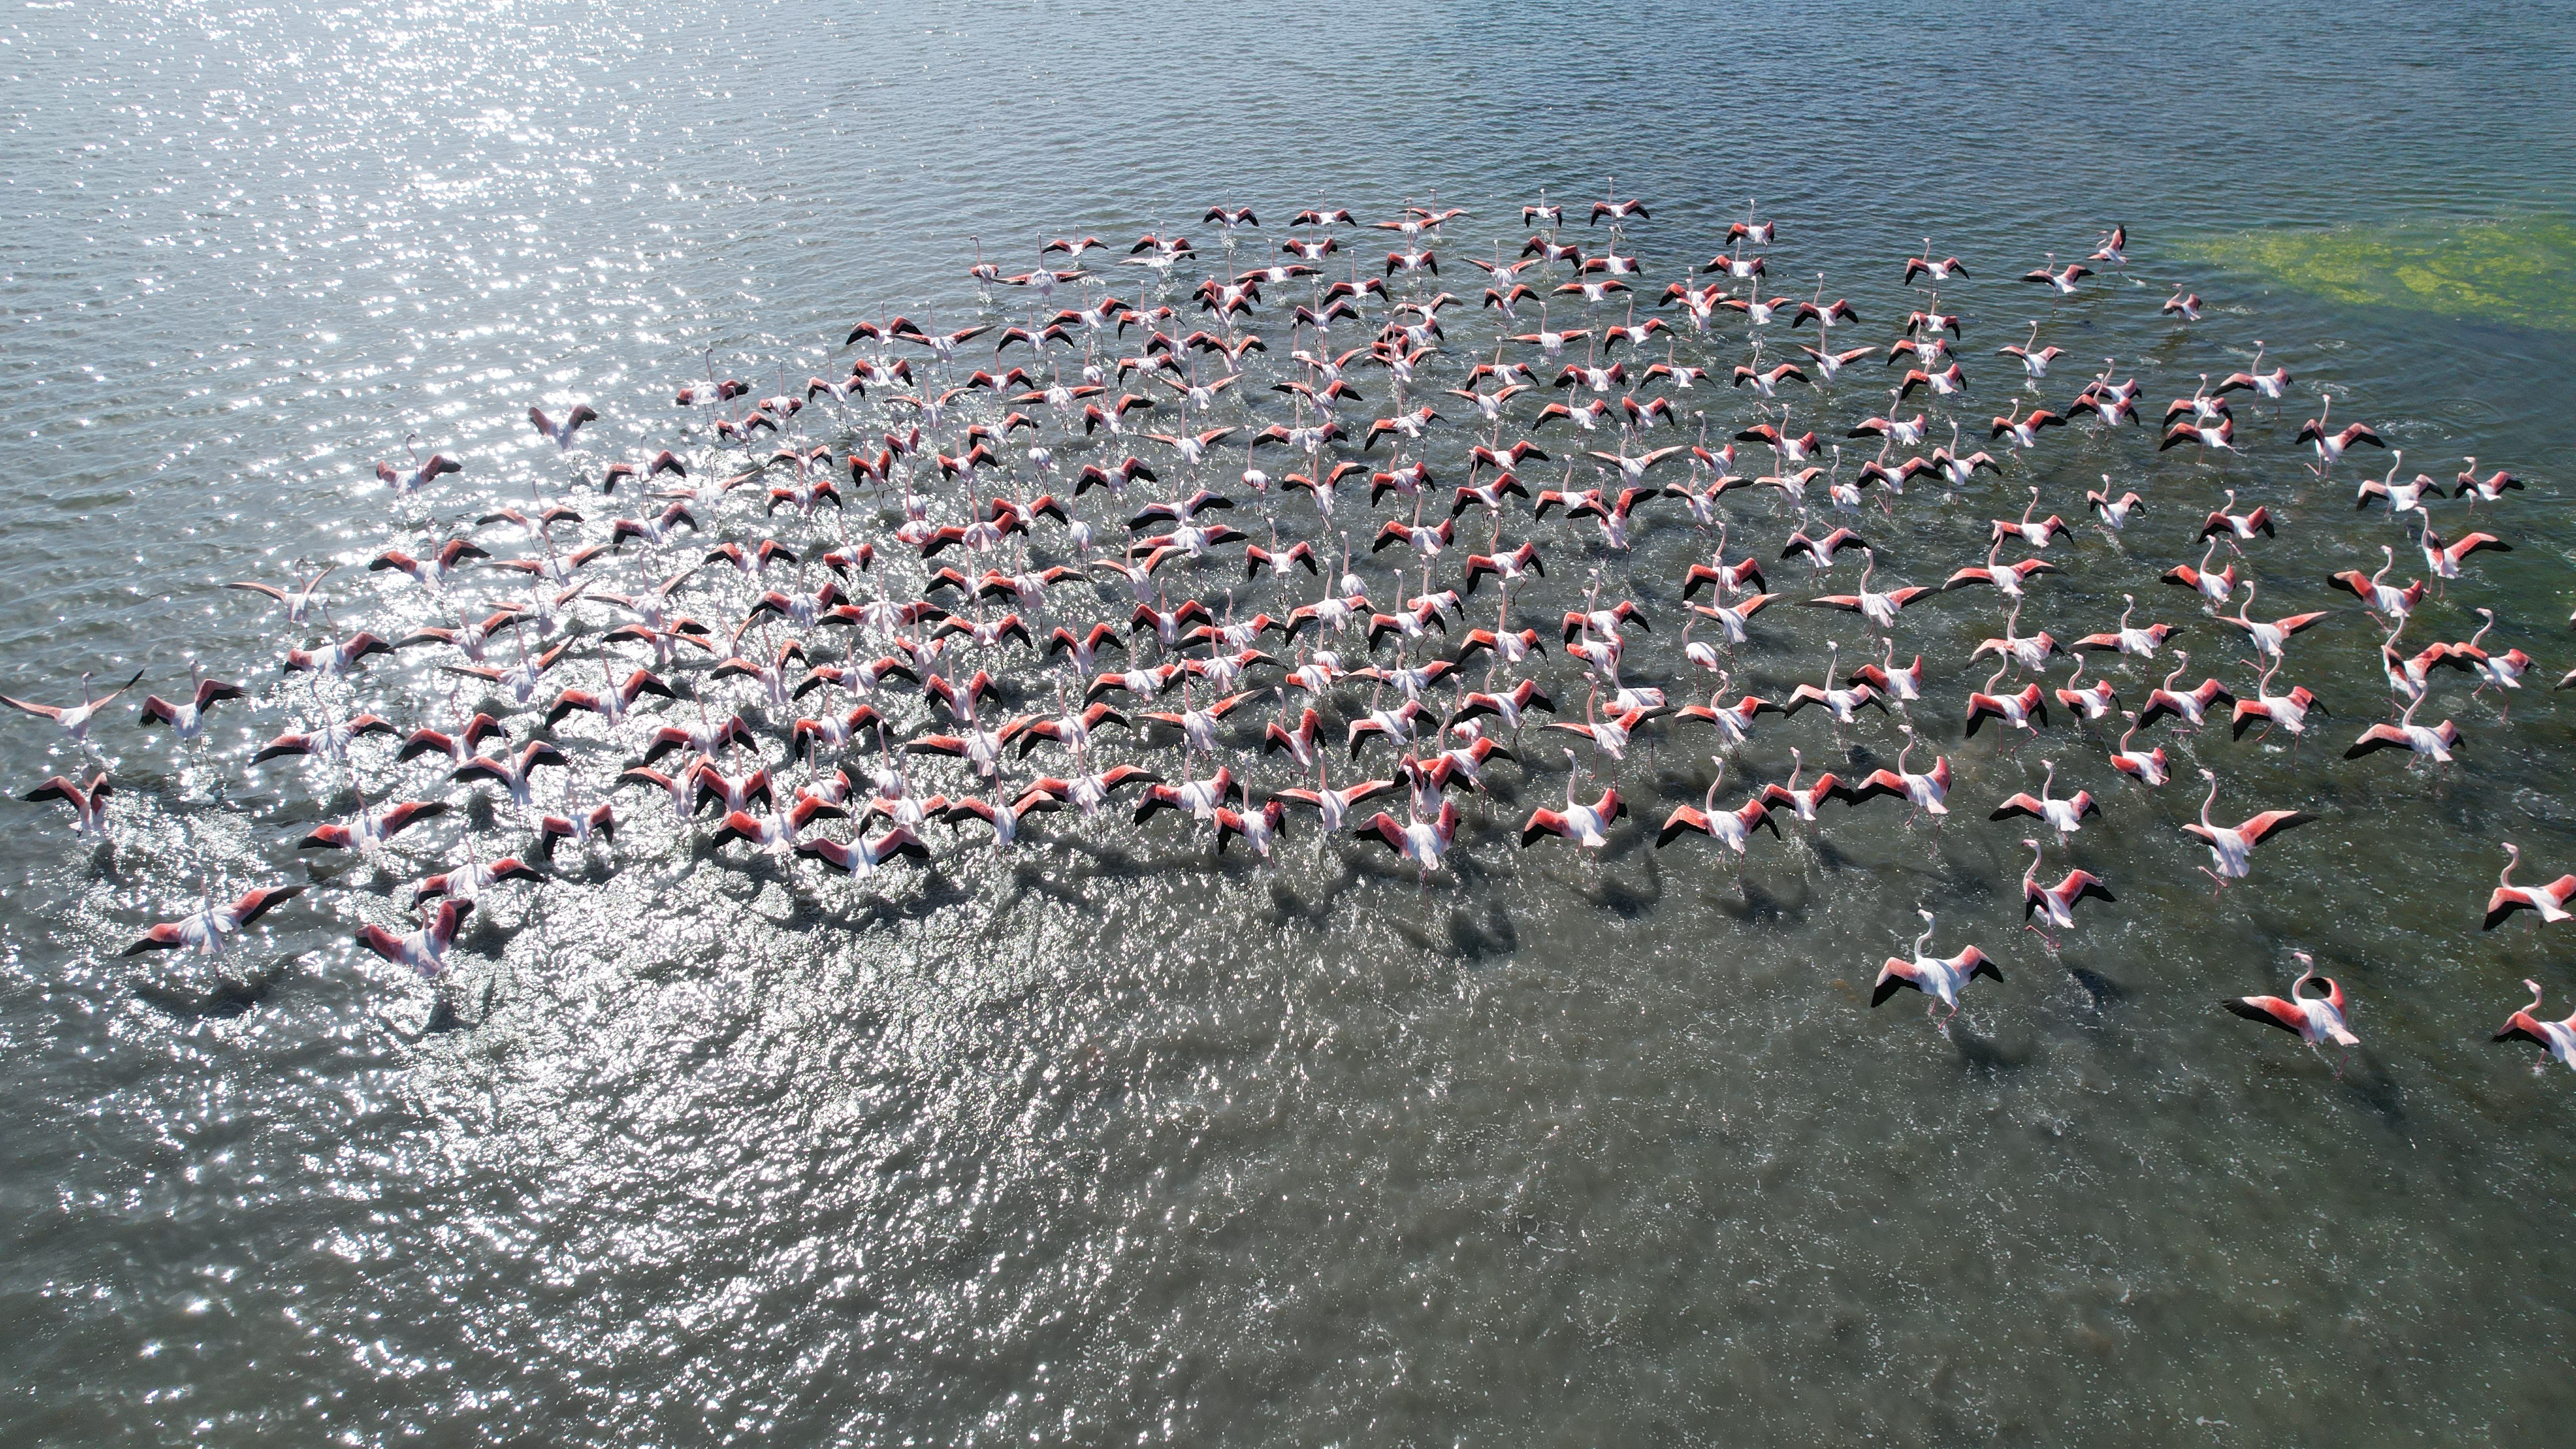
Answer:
[
  {"left": 20, "top": 770, "right": 115, "bottom": 833},
  {"left": 2493, "top": 981, "right": 2576, "bottom": 1074},
  {"left": 356, "top": 900, "right": 475, "bottom": 976},
  {"left": 2181, "top": 769, "right": 2314, "bottom": 893},
  {"left": 123, "top": 884, "right": 306, "bottom": 957},
  {"left": 1871, "top": 910, "right": 2000, "bottom": 1024},
  {"left": 2223, "top": 952, "right": 2360, "bottom": 1061},
  {"left": 3, "top": 669, "right": 144, "bottom": 746}
]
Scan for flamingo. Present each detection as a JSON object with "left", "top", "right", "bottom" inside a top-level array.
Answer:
[
  {"left": 1995, "top": 321, "right": 2062, "bottom": 382},
  {"left": 2230, "top": 661, "right": 2326, "bottom": 742},
  {"left": 3, "top": 669, "right": 144, "bottom": 746},
  {"left": 2326, "top": 546, "right": 2426, "bottom": 622},
  {"left": 2022, "top": 256, "right": 2093, "bottom": 296},
  {"left": 123, "top": 885, "right": 305, "bottom": 957},
  {"left": 2052, "top": 657, "right": 2116, "bottom": 722},
  {"left": 251, "top": 714, "right": 400, "bottom": 765},
  {"left": 1649, "top": 763, "right": 1780, "bottom": 877},
  {"left": 529, "top": 403, "right": 600, "bottom": 451},
  {"left": 1546, "top": 688, "right": 1656, "bottom": 763},
  {"left": 1870, "top": 910, "right": 2000, "bottom": 1023},
  {"left": 375, "top": 436, "right": 465, "bottom": 498},
  {"left": 1358, "top": 799, "right": 1462, "bottom": 880},
  {"left": 135, "top": 661, "right": 247, "bottom": 743},
  {"left": 1783, "top": 642, "right": 1888, "bottom": 724},
  {"left": 1988, "top": 760, "right": 2098, "bottom": 840},
  {"left": 450, "top": 740, "right": 571, "bottom": 814},
  {"left": 2020, "top": 839, "right": 2113, "bottom": 947},
  {"left": 2223, "top": 952, "right": 2360, "bottom": 1058},
  {"left": 356, "top": 900, "right": 475, "bottom": 976},
  {"left": 933, "top": 788, "right": 1052, "bottom": 853},
  {"left": 2069, "top": 596, "right": 2173, "bottom": 660},
  {"left": 2293, "top": 395, "right": 2384, "bottom": 469},
  {"left": 2417, "top": 523, "right": 2512, "bottom": 592},
  {"left": 2354, "top": 451, "right": 2440, "bottom": 518},
  {"left": 1963, "top": 664, "right": 2048, "bottom": 741},
  {"left": 2107, "top": 712, "right": 2168, "bottom": 787},
  {"left": 2216, "top": 582, "right": 2329, "bottom": 663},
  {"left": 1690, "top": 593, "right": 1778, "bottom": 646},
  {"left": 2214, "top": 342, "right": 2292, "bottom": 404},
  {"left": 2197, "top": 489, "right": 2277, "bottom": 551},
  {"left": 1847, "top": 726, "right": 1951, "bottom": 821},
  {"left": 1971, "top": 602, "right": 2058, "bottom": 675},
  {"left": 1133, "top": 767, "right": 1245, "bottom": 824},
  {"left": 1214, "top": 797, "right": 1290, "bottom": 858},
  {"left": 1675, "top": 676, "right": 1786, "bottom": 750},
  {"left": 410, "top": 847, "right": 547, "bottom": 907},
  {"left": 283, "top": 631, "right": 396, "bottom": 679},
  {"left": 2085, "top": 479, "right": 2144, "bottom": 532},
  {"left": 2344, "top": 694, "right": 2461, "bottom": 767},
  {"left": 1848, "top": 638, "right": 1924, "bottom": 706},
  {"left": 1901, "top": 243, "right": 1969, "bottom": 285},
  {"left": 535, "top": 781, "right": 617, "bottom": 861},
  {"left": 798, "top": 827, "right": 932, "bottom": 880},
  {"left": 2484, "top": 843, "right": 2576, "bottom": 930},
  {"left": 1022, "top": 764, "right": 1165, "bottom": 822},
  {"left": 2455, "top": 457, "right": 2525, "bottom": 508},
  {"left": 2493, "top": 980, "right": 2576, "bottom": 1074},
  {"left": 1989, "top": 487, "right": 2071, "bottom": 546},
  {"left": 2160, "top": 539, "right": 2238, "bottom": 610},
  {"left": 2456, "top": 608, "right": 2536, "bottom": 700},
  {"left": 2137, "top": 654, "right": 2233, "bottom": 732},
  {"left": 1801, "top": 549, "right": 1932, "bottom": 630},
  {"left": 19, "top": 770, "right": 115, "bottom": 833},
  {"left": 1522, "top": 749, "right": 1626, "bottom": 849},
  {"left": 2182, "top": 769, "right": 2314, "bottom": 892},
  {"left": 1273, "top": 768, "right": 1399, "bottom": 836},
  {"left": 226, "top": 563, "right": 336, "bottom": 624},
  {"left": 297, "top": 783, "right": 447, "bottom": 855},
  {"left": 1762, "top": 747, "right": 1852, "bottom": 823}
]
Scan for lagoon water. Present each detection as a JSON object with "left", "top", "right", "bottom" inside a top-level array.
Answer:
[{"left": 6, "top": 1, "right": 2576, "bottom": 1442}]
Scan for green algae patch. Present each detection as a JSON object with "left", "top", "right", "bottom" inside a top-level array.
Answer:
[{"left": 2180, "top": 217, "right": 2576, "bottom": 332}]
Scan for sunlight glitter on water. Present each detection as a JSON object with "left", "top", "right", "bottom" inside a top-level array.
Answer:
[{"left": 5, "top": 2, "right": 2576, "bottom": 1446}]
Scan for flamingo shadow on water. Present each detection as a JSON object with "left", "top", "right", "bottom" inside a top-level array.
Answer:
[{"left": 129, "top": 951, "right": 301, "bottom": 1020}]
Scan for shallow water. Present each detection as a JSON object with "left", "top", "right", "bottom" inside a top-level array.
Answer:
[{"left": 6, "top": 2, "right": 2576, "bottom": 1444}]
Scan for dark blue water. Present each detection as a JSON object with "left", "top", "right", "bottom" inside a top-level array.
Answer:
[{"left": 5, "top": 2, "right": 2576, "bottom": 1443}]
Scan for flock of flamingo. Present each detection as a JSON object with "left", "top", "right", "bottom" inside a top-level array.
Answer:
[{"left": 7, "top": 185, "right": 2568, "bottom": 1071}]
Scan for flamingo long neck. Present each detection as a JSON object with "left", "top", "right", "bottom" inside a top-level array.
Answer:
[{"left": 2198, "top": 776, "right": 2218, "bottom": 828}]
